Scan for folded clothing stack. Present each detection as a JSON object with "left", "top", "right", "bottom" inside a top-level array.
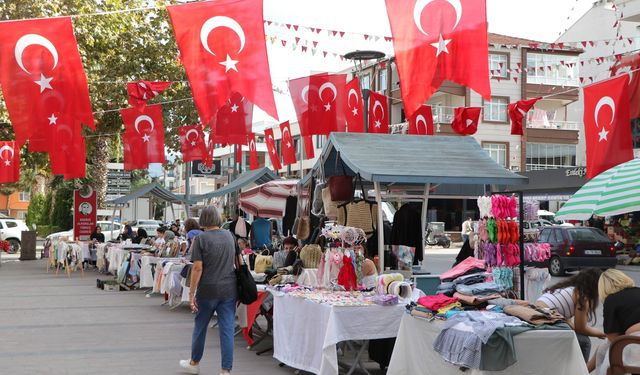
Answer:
[{"left": 456, "top": 282, "right": 505, "bottom": 297}]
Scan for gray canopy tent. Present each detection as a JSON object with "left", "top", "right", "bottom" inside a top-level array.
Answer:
[
  {"left": 313, "top": 132, "right": 528, "bottom": 271},
  {"left": 106, "top": 183, "right": 192, "bottom": 223}
]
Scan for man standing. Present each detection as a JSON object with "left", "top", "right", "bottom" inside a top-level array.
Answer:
[{"left": 461, "top": 217, "right": 473, "bottom": 243}]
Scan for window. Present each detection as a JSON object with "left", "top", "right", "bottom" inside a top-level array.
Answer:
[
  {"left": 482, "top": 142, "right": 508, "bottom": 167},
  {"left": 526, "top": 53, "right": 579, "bottom": 86},
  {"left": 378, "top": 69, "right": 387, "bottom": 94},
  {"left": 5, "top": 221, "right": 17, "bottom": 228},
  {"left": 526, "top": 143, "right": 577, "bottom": 171},
  {"left": 361, "top": 74, "right": 371, "bottom": 90},
  {"left": 488, "top": 53, "right": 509, "bottom": 78},
  {"left": 19, "top": 192, "right": 30, "bottom": 201},
  {"left": 16, "top": 212, "right": 26, "bottom": 220},
  {"left": 391, "top": 61, "right": 400, "bottom": 91},
  {"left": 483, "top": 97, "right": 508, "bottom": 122},
  {"left": 539, "top": 229, "right": 550, "bottom": 243}
]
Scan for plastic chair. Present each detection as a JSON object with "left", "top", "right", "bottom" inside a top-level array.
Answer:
[{"left": 607, "top": 335, "right": 640, "bottom": 375}]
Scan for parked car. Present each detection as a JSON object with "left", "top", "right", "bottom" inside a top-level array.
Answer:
[
  {"left": 129, "top": 220, "right": 162, "bottom": 237},
  {"left": 47, "top": 221, "right": 123, "bottom": 242},
  {"left": 538, "top": 226, "right": 617, "bottom": 276},
  {"left": 0, "top": 218, "right": 29, "bottom": 253}
]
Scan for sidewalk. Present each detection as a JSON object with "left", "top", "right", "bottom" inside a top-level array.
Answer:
[{"left": 0, "top": 258, "right": 387, "bottom": 374}]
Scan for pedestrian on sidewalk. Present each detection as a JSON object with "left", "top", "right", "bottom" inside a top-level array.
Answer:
[
  {"left": 461, "top": 217, "right": 473, "bottom": 243},
  {"left": 180, "top": 206, "right": 239, "bottom": 375}
]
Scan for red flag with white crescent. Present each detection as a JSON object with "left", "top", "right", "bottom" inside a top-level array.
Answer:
[
  {"left": 48, "top": 119, "right": 87, "bottom": 179},
  {"left": 167, "top": 0, "right": 278, "bottom": 125},
  {"left": 178, "top": 124, "right": 207, "bottom": 162},
  {"left": 248, "top": 133, "right": 259, "bottom": 170},
  {"left": 344, "top": 77, "right": 364, "bottom": 133},
  {"left": 213, "top": 92, "right": 253, "bottom": 145},
  {"left": 385, "top": 0, "right": 491, "bottom": 117},
  {"left": 0, "top": 17, "right": 95, "bottom": 148},
  {"left": 303, "top": 135, "right": 315, "bottom": 160},
  {"left": 280, "top": 121, "right": 297, "bottom": 165},
  {"left": 120, "top": 104, "right": 166, "bottom": 170},
  {"left": 451, "top": 107, "right": 481, "bottom": 135},
  {"left": 611, "top": 53, "right": 640, "bottom": 119},
  {"left": 127, "top": 80, "right": 172, "bottom": 110},
  {"left": 0, "top": 141, "right": 20, "bottom": 183},
  {"left": 368, "top": 91, "right": 389, "bottom": 133},
  {"left": 263, "top": 127, "right": 281, "bottom": 170},
  {"left": 289, "top": 73, "right": 346, "bottom": 135},
  {"left": 508, "top": 97, "right": 541, "bottom": 135},
  {"left": 408, "top": 105, "right": 434, "bottom": 135},
  {"left": 584, "top": 75, "right": 633, "bottom": 179}
]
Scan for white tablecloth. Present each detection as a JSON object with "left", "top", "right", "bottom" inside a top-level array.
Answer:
[
  {"left": 272, "top": 293, "right": 404, "bottom": 375},
  {"left": 296, "top": 268, "right": 320, "bottom": 287},
  {"left": 387, "top": 314, "right": 589, "bottom": 375}
]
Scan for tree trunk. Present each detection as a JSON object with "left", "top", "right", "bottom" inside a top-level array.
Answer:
[{"left": 91, "top": 136, "right": 110, "bottom": 208}]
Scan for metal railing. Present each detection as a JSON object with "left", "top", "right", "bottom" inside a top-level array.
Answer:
[
  {"left": 432, "top": 106, "right": 455, "bottom": 124},
  {"left": 527, "top": 120, "right": 579, "bottom": 131}
]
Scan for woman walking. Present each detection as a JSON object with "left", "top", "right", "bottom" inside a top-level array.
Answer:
[{"left": 180, "top": 206, "right": 239, "bottom": 375}]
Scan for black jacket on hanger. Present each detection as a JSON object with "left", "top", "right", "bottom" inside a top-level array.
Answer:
[
  {"left": 282, "top": 196, "right": 298, "bottom": 237},
  {"left": 390, "top": 203, "right": 424, "bottom": 262}
]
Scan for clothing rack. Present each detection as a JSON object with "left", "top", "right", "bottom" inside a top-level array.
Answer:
[{"left": 490, "top": 190, "right": 525, "bottom": 300}]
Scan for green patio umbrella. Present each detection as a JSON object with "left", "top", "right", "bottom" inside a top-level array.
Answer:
[{"left": 555, "top": 158, "right": 640, "bottom": 220}]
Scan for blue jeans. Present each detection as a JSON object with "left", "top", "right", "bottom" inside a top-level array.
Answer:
[{"left": 191, "top": 297, "right": 236, "bottom": 371}]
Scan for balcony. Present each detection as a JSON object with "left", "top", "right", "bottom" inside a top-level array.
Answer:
[
  {"left": 432, "top": 106, "right": 455, "bottom": 124},
  {"left": 527, "top": 120, "right": 579, "bottom": 131}
]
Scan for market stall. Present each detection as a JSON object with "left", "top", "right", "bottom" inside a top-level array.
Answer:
[{"left": 387, "top": 313, "right": 588, "bottom": 375}]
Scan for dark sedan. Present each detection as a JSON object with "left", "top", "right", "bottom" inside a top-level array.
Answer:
[{"left": 539, "top": 226, "right": 617, "bottom": 276}]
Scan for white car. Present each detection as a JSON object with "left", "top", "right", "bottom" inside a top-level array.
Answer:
[
  {"left": 0, "top": 218, "right": 29, "bottom": 253},
  {"left": 47, "top": 221, "right": 123, "bottom": 242},
  {"left": 129, "top": 220, "right": 162, "bottom": 237}
]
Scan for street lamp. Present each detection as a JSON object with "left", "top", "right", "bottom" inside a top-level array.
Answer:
[{"left": 344, "top": 50, "right": 385, "bottom": 133}]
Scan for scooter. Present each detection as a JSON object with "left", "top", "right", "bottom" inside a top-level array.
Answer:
[{"left": 425, "top": 228, "right": 452, "bottom": 248}]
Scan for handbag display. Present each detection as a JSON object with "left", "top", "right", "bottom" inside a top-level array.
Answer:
[
  {"left": 253, "top": 250, "right": 273, "bottom": 273},
  {"left": 296, "top": 216, "right": 311, "bottom": 240},
  {"left": 235, "top": 256, "right": 258, "bottom": 304},
  {"left": 328, "top": 174, "right": 353, "bottom": 202},
  {"left": 322, "top": 187, "right": 339, "bottom": 219},
  {"left": 311, "top": 182, "right": 325, "bottom": 217},
  {"left": 345, "top": 200, "right": 378, "bottom": 234}
]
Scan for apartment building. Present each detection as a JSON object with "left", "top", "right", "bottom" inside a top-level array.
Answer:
[{"left": 558, "top": 0, "right": 640, "bottom": 156}]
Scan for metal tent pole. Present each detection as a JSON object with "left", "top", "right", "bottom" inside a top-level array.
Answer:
[
  {"left": 421, "top": 184, "right": 431, "bottom": 266},
  {"left": 374, "top": 182, "right": 385, "bottom": 271}
]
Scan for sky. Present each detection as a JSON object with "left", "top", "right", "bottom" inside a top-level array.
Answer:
[{"left": 151, "top": 0, "right": 595, "bottom": 177}]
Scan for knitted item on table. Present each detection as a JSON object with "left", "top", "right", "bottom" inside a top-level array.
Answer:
[{"left": 300, "top": 244, "right": 323, "bottom": 268}]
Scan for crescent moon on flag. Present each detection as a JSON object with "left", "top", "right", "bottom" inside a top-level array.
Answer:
[
  {"left": 14, "top": 34, "right": 59, "bottom": 74},
  {"left": 301, "top": 85, "right": 310, "bottom": 104},
  {"left": 416, "top": 115, "right": 427, "bottom": 134},
  {"left": 283, "top": 127, "right": 291, "bottom": 141},
  {"left": 413, "top": 0, "right": 462, "bottom": 36},
  {"left": 134, "top": 115, "right": 155, "bottom": 134},
  {"left": 0, "top": 145, "right": 14, "bottom": 161},
  {"left": 200, "top": 16, "right": 246, "bottom": 56},
  {"left": 185, "top": 128, "right": 199, "bottom": 141},
  {"left": 373, "top": 100, "right": 384, "bottom": 119},
  {"left": 318, "top": 82, "right": 337, "bottom": 102},
  {"left": 249, "top": 139, "right": 256, "bottom": 151},
  {"left": 594, "top": 96, "right": 615, "bottom": 128},
  {"left": 348, "top": 88, "right": 359, "bottom": 106},
  {"left": 465, "top": 119, "right": 474, "bottom": 127}
]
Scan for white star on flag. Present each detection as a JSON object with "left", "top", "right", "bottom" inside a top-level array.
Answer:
[
  {"left": 142, "top": 134, "right": 151, "bottom": 142},
  {"left": 219, "top": 54, "right": 239, "bottom": 72},
  {"left": 324, "top": 103, "right": 331, "bottom": 111},
  {"left": 375, "top": 120, "right": 381, "bottom": 128},
  {"left": 431, "top": 34, "right": 451, "bottom": 57},
  {"left": 352, "top": 107, "right": 358, "bottom": 116},
  {"left": 230, "top": 104, "right": 239, "bottom": 112},
  {"left": 598, "top": 128, "right": 609, "bottom": 142},
  {"left": 35, "top": 73, "right": 53, "bottom": 93},
  {"left": 286, "top": 141, "right": 292, "bottom": 148},
  {"left": 48, "top": 113, "right": 58, "bottom": 125},
  {"left": 4, "top": 160, "right": 10, "bottom": 166}
]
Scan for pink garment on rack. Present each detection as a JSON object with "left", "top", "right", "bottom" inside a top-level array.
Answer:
[{"left": 439, "top": 256, "right": 485, "bottom": 281}]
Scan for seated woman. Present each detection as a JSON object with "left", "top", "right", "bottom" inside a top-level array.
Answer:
[
  {"left": 237, "top": 238, "right": 252, "bottom": 255},
  {"left": 589, "top": 269, "right": 640, "bottom": 374},
  {"left": 535, "top": 268, "right": 605, "bottom": 362},
  {"left": 90, "top": 226, "right": 105, "bottom": 243},
  {"left": 132, "top": 228, "right": 149, "bottom": 245},
  {"left": 158, "top": 230, "right": 181, "bottom": 258}
]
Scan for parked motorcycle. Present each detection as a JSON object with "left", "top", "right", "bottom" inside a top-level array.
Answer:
[{"left": 425, "top": 228, "right": 451, "bottom": 248}]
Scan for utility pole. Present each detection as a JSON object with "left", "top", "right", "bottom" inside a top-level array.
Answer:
[{"left": 184, "top": 161, "right": 191, "bottom": 219}]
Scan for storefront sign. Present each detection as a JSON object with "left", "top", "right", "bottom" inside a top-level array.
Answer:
[
  {"left": 74, "top": 186, "right": 97, "bottom": 241},
  {"left": 191, "top": 160, "right": 222, "bottom": 176},
  {"left": 565, "top": 167, "right": 586, "bottom": 178}
]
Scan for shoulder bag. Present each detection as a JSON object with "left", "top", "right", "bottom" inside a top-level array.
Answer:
[{"left": 235, "top": 255, "right": 258, "bottom": 304}]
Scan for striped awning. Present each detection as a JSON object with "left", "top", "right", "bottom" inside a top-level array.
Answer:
[
  {"left": 555, "top": 158, "right": 640, "bottom": 220},
  {"left": 239, "top": 180, "right": 298, "bottom": 218}
]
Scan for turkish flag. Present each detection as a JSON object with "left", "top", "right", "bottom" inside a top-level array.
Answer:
[
  {"left": 344, "top": 77, "right": 364, "bottom": 132},
  {"left": 611, "top": 53, "right": 640, "bottom": 119},
  {"left": 48, "top": 118, "right": 87, "bottom": 179},
  {"left": 264, "top": 128, "right": 282, "bottom": 170},
  {"left": 248, "top": 133, "right": 259, "bottom": 170},
  {"left": 0, "top": 17, "right": 95, "bottom": 149},
  {"left": 213, "top": 92, "right": 253, "bottom": 145},
  {"left": 167, "top": 0, "right": 278, "bottom": 125},
  {"left": 280, "top": 121, "right": 297, "bottom": 165},
  {"left": 0, "top": 141, "right": 20, "bottom": 183},
  {"left": 584, "top": 75, "right": 634, "bottom": 179},
  {"left": 408, "top": 105, "right": 434, "bottom": 135},
  {"left": 127, "top": 80, "right": 172, "bottom": 110},
  {"left": 368, "top": 91, "right": 389, "bottom": 133},
  {"left": 178, "top": 124, "right": 207, "bottom": 162},
  {"left": 385, "top": 0, "right": 491, "bottom": 117},
  {"left": 289, "top": 73, "right": 346, "bottom": 135},
  {"left": 121, "top": 104, "right": 166, "bottom": 170},
  {"left": 303, "top": 135, "right": 315, "bottom": 160},
  {"left": 203, "top": 136, "right": 215, "bottom": 168},
  {"left": 508, "top": 97, "right": 541, "bottom": 135},
  {"left": 235, "top": 144, "right": 242, "bottom": 164},
  {"left": 451, "top": 107, "right": 481, "bottom": 135}
]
